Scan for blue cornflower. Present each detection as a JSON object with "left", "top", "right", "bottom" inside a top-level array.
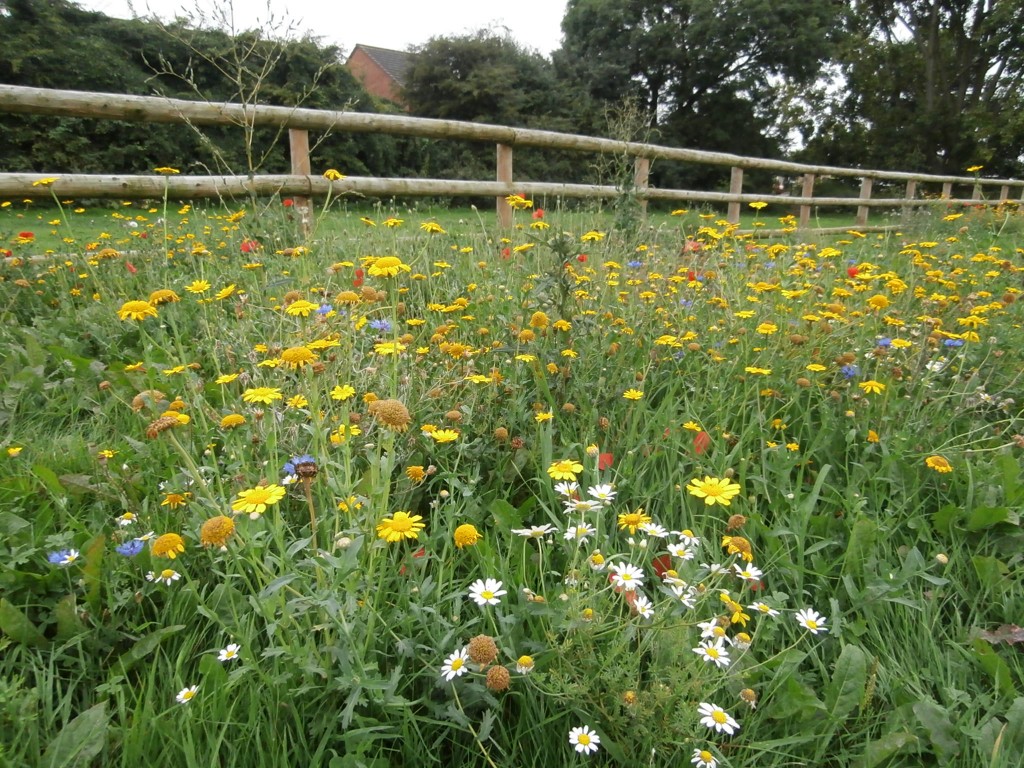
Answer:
[
  {"left": 316, "top": 303, "right": 333, "bottom": 316},
  {"left": 627, "top": 260, "right": 643, "bottom": 268},
  {"left": 876, "top": 337, "right": 892, "bottom": 348},
  {"left": 944, "top": 338, "right": 964, "bottom": 348},
  {"left": 116, "top": 540, "right": 144, "bottom": 557},
  {"left": 48, "top": 549, "right": 79, "bottom": 566},
  {"left": 841, "top": 364, "right": 860, "bottom": 379},
  {"left": 283, "top": 454, "right": 318, "bottom": 480},
  {"left": 369, "top": 318, "right": 392, "bottom": 332}
]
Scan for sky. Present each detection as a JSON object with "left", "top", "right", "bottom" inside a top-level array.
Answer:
[{"left": 74, "top": 0, "right": 570, "bottom": 56}]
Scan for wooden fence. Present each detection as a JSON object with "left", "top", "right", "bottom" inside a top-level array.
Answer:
[{"left": 2, "top": 84, "right": 1022, "bottom": 234}]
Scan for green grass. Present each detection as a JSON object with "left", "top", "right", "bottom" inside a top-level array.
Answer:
[{"left": 1, "top": 192, "right": 1023, "bottom": 767}]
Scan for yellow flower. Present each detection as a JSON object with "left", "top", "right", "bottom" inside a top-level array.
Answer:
[
  {"left": 534, "top": 411, "right": 553, "bottom": 423},
  {"left": 453, "top": 523, "right": 482, "bottom": 548},
  {"left": 722, "top": 535, "right": 754, "bottom": 562},
  {"left": 966, "top": 165, "right": 984, "bottom": 173},
  {"left": 383, "top": 217, "right": 404, "bottom": 228},
  {"left": 925, "top": 455, "right": 953, "bottom": 473},
  {"left": 867, "top": 430, "right": 880, "bottom": 443},
  {"left": 420, "top": 222, "right": 446, "bottom": 234},
  {"left": 285, "top": 299, "right": 319, "bottom": 317},
  {"left": 622, "top": 389, "right": 644, "bottom": 400},
  {"left": 376, "top": 511, "right": 425, "bottom": 543},
  {"left": 374, "top": 341, "right": 407, "bottom": 356},
  {"left": 117, "top": 300, "right": 158, "bottom": 321},
  {"left": 215, "top": 373, "right": 239, "bottom": 384},
  {"left": 148, "top": 289, "right": 180, "bottom": 305},
  {"left": 279, "top": 346, "right": 318, "bottom": 369},
  {"left": 617, "top": 508, "right": 652, "bottom": 534},
  {"left": 686, "top": 476, "right": 742, "bottom": 506},
  {"left": 285, "top": 394, "right": 308, "bottom": 409},
  {"left": 231, "top": 484, "right": 287, "bottom": 519},
  {"left": 241, "top": 387, "right": 283, "bottom": 405},
  {"left": 185, "top": 280, "right": 210, "bottom": 294},
  {"left": 581, "top": 230, "right": 606, "bottom": 242},
  {"left": 152, "top": 532, "right": 185, "bottom": 559},
  {"left": 330, "top": 384, "right": 356, "bottom": 401},
  {"left": 323, "top": 169, "right": 346, "bottom": 181},
  {"left": 214, "top": 284, "right": 236, "bottom": 301},
  {"left": 368, "top": 256, "right": 411, "bottom": 277},
  {"left": 7, "top": 447, "right": 23, "bottom": 457},
  {"left": 220, "top": 413, "right": 246, "bottom": 429},
  {"left": 429, "top": 429, "right": 460, "bottom": 443},
  {"left": 547, "top": 459, "right": 584, "bottom": 482},
  {"left": 32, "top": 176, "right": 59, "bottom": 187},
  {"left": 406, "top": 465, "right": 426, "bottom": 483},
  {"left": 154, "top": 166, "right": 180, "bottom": 174},
  {"left": 749, "top": 201, "right": 768, "bottom": 210},
  {"left": 858, "top": 380, "right": 886, "bottom": 395},
  {"left": 200, "top": 516, "right": 236, "bottom": 548}
]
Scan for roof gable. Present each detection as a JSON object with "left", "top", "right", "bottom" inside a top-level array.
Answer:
[{"left": 349, "top": 44, "right": 414, "bottom": 86}]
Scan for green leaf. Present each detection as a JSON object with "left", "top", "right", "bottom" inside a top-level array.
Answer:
[
  {"left": 115, "top": 625, "right": 186, "bottom": 674},
  {"left": 824, "top": 644, "right": 868, "bottom": 722},
  {"left": 843, "top": 517, "right": 877, "bottom": 577},
  {"left": 996, "top": 454, "right": 1023, "bottom": 505},
  {"left": 912, "top": 698, "right": 960, "bottom": 761},
  {"left": 932, "top": 504, "right": 962, "bottom": 537},
  {"left": 966, "top": 506, "right": 1011, "bottom": 531},
  {"left": 488, "top": 498, "right": 522, "bottom": 530},
  {"left": 0, "top": 598, "right": 48, "bottom": 646},
  {"left": 972, "top": 555, "right": 1009, "bottom": 590},
  {"left": 972, "top": 639, "right": 1018, "bottom": 698},
  {"left": 81, "top": 534, "right": 106, "bottom": 615},
  {"left": 54, "top": 594, "right": 83, "bottom": 641},
  {"left": 31, "top": 464, "right": 65, "bottom": 497},
  {"left": 856, "top": 732, "right": 919, "bottom": 768},
  {"left": 41, "top": 701, "right": 108, "bottom": 768}
]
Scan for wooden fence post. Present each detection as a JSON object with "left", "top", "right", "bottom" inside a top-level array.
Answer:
[
  {"left": 496, "top": 143, "right": 513, "bottom": 228},
  {"left": 633, "top": 156, "right": 650, "bottom": 218},
  {"left": 902, "top": 180, "right": 917, "bottom": 224},
  {"left": 856, "top": 177, "right": 873, "bottom": 227},
  {"left": 941, "top": 182, "right": 953, "bottom": 199},
  {"left": 288, "top": 128, "right": 312, "bottom": 235},
  {"left": 1000, "top": 185, "right": 1010, "bottom": 205},
  {"left": 798, "top": 173, "right": 815, "bottom": 229},
  {"left": 727, "top": 166, "right": 743, "bottom": 224}
]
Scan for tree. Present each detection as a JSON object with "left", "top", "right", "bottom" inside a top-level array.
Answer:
[
  {"left": 401, "top": 31, "right": 581, "bottom": 184},
  {"left": 556, "top": 0, "right": 841, "bottom": 134},
  {"left": 802, "top": 1, "right": 1024, "bottom": 175}
]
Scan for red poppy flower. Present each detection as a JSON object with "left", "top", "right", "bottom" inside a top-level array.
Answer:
[
  {"left": 240, "top": 239, "right": 260, "bottom": 253},
  {"left": 688, "top": 270, "right": 697, "bottom": 281},
  {"left": 532, "top": 208, "right": 545, "bottom": 220},
  {"left": 577, "top": 254, "right": 588, "bottom": 262},
  {"left": 598, "top": 453, "right": 614, "bottom": 471},
  {"left": 652, "top": 554, "right": 673, "bottom": 579},
  {"left": 18, "top": 231, "right": 34, "bottom": 239},
  {"left": 694, "top": 431, "right": 711, "bottom": 455},
  {"left": 352, "top": 268, "right": 364, "bottom": 288},
  {"left": 847, "top": 266, "right": 859, "bottom": 277},
  {"left": 125, "top": 261, "right": 137, "bottom": 274},
  {"left": 282, "top": 198, "right": 294, "bottom": 207},
  {"left": 501, "top": 247, "right": 511, "bottom": 259}
]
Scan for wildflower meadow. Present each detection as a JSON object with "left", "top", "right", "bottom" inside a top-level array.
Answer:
[{"left": 1, "top": 187, "right": 1023, "bottom": 767}]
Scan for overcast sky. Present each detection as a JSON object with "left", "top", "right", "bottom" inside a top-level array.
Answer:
[{"left": 74, "top": 0, "right": 570, "bottom": 56}]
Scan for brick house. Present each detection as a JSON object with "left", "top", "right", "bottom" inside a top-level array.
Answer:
[{"left": 345, "top": 44, "right": 414, "bottom": 107}]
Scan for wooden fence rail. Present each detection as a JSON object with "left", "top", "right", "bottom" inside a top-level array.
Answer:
[{"left": 2, "top": 84, "right": 1022, "bottom": 233}]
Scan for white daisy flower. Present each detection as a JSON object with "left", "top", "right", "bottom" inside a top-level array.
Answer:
[
  {"left": 468, "top": 578, "right": 507, "bottom": 607},
  {"left": 440, "top": 647, "right": 470, "bottom": 681},
  {"left": 609, "top": 562, "right": 645, "bottom": 592},
  {"left": 794, "top": 607, "right": 828, "bottom": 634},
  {"left": 568, "top": 725, "right": 601, "bottom": 755},
  {"left": 697, "top": 702, "right": 739, "bottom": 735}
]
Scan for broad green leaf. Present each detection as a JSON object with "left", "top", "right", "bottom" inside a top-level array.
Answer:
[
  {"left": 913, "top": 698, "right": 960, "bottom": 761},
  {"left": 115, "top": 624, "right": 186, "bottom": 674},
  {"left": 996, "top": 454, "right": 1023, "bottom": 505},
  {"left": 972, "top": 555, "right": 1009, "bottom": 590},
  {"left": 41, "top": 701, "right": 108, "bottom": 768},
  {"left": 842, "top": 517, "right": 877, "bottom": 577},
  {"left": 825, "top": 643, "right": 868, "bottom": 722},
  {"left": 81, "top": 534, "right": 106, "bottom": 615},
  {"left": 972, "top": 639, "right": 1017, "bottom": 698},
  {"left": 0, "top": 598, "right": 47, "bottom": 646},
  {"left": 1001, "top": 697, "right": 1024, "bottom": 753},
  {"left": 54, "top": 594, "right": 83, "bottom": 641},
  {"left": 966, "top": 506, "right": 1011, "bottom": 531},
  {"left": 764, "top": 676, "right": 825, "bottom": 722},
  {"left": 32, "top": 464, "right": 65, "bottom": 497},
  {"left": 856, "top": 732, "right": 919, "bottom": 768},
  {"left": 488, "top": 498, "right": 522, "bottom": 530},
  {"left": 932, "top": 504, "right": 961, "bottom": 537}
]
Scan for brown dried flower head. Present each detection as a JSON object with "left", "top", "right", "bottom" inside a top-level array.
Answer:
[
  {"left": 485, "top": 665, "right": 511, "bottom": 692},
  {"left": 467, "top": 634, "right": 498, "bottom": 666},
  {"left": 368, "top": 398, "right": 412, "bottom": 432}
]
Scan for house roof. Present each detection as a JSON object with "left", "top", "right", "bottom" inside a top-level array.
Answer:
[{"left": 349, "top": 44, "right": 414, "bottom": 86}]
